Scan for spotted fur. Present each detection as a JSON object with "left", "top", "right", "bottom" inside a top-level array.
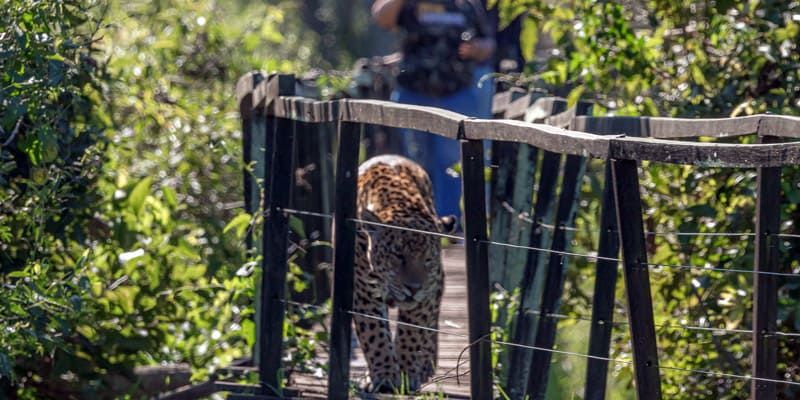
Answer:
[{"left": 353, "top": 155, "right": 448, "bottom": 392}]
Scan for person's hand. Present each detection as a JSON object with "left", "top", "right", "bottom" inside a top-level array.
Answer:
[
  {"left": 458, "top": 38, "right": 494, "bottom": 62},
  {"left": 458, "top": 41, "right": 478, "bottom": 60}
]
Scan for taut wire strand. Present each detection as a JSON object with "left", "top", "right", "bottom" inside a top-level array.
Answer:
[
  {"left": 349, "top": 218, "right": 465, "bottom": 240},
  {"left": 481, "top": 239, "right": 622, "bottom": 263},
  {"left": 280, "top": 207, "right": 334, "bottom": 220}
]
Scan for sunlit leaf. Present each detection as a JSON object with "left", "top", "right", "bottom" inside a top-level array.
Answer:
[
  {"left": 128, "top": 177, "right": 153, "bottom": 215},
  {"left": 224, "top": 212, "right": 252, "bottom": 239},
  {"left": 288, "top": 215, "right": 306, "bottom": 239}
]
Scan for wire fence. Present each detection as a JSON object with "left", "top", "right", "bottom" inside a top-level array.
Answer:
[
  {"left": 524, "top": 309, "right": 800, "bottom": 339},
  {"left": 283, "top": 276, "right": 800, "bottom": 348},
  {"left": 241, "top": 74, "right": 800, "bottom": 399},
  {"left": 281, "top": 206, "right": 800, "bottom": 281},
  {"left": 505, "top": 201, "right": 800, "bottom": 239},
  {"left": 281, "top": 294, "right": 800, "bottom": 390},
  {"left": 282, "top": 204, "right": 800, "bottom": 301},
  {"left": 278, "top": 204, "right": 800, "bottom": 393}
]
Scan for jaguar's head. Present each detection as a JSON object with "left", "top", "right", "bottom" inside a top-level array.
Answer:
[{"left": 360, "top": 206, "right": 449, "bottom": 308}]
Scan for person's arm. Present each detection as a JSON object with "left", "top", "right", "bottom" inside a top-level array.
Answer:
[
  {"left": 372, "top": 0, "right": 405, "bottom": 30},
  {"left": 458, "top": 0, "right": 495, "bottom": 62}
]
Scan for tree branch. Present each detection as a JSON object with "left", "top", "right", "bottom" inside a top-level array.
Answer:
[{"left": 1, "top": 118, "right": 23, "bottom": 148}]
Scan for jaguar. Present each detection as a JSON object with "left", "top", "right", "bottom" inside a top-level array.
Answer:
[{"left": 352, "top": 154, "right": 453, "bottom": 392}]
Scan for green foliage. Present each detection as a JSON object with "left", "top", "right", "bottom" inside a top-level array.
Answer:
[
  {"left": 497, "top": 0, "right": 800, "bottom": 117},
  {"left": 102, "top": 0, "right": 311, "bottom": 273},
  {"left": 489, "top": 1, "right": 800, "bottom": 398},
  {"left": 490, "top": 287, "right": 520, "bottom": 389},
  {"left": 1, "top": 0, "right": 108, "bottom": 269},
  {"left": 1, "top": 0, "right": 324, "bottom": 397},
  {"left": 1, "top": 0, "right": 110, "bottom": 395}
]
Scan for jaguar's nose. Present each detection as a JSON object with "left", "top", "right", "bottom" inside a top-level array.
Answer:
[{"left": 405, "top": 282, "right": 422, "bottom": 296}]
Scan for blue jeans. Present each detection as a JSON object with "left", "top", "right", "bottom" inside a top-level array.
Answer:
[{"left": 392, "top": 65, "right": 494, "bottom": 220}]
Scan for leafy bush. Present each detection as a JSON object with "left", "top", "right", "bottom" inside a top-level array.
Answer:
[
  {"left": 489, "top": 1, "right": 800, "bottom": 398},
  {"left": 1, "top": 0, "right": 324, "bottom": 397},
  {"left": 1, "top": 0, "right": 110, "bottom": 395}
]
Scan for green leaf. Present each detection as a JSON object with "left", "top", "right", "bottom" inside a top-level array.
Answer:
[
  {"left": 6, "top": 270, "right": 28, "bottom": 278},
  {"left": 566, "top": 85, "right": 585, "bottom": 107},
  {"left": 162, "top": 186, "right": 178, "bottom": 208},
  {"left": 242, "top": 319, "right": 256, "bottom": 348},
  {"left": 128, "top": 177, "right": 153, "bottom": 214},
  {"left": 520, "top": 17, "right": 539, "bottom": 62},
  {"left": 139, "top": 295, "right": 157, "bottom": 311},
  {"left": 288, "top": 215, "right": 306, "bottom": 239},
  {"left": 642, "top": 97, "right": 658, "bottom": 116},
  {"left": 224, "top": 212, "right": 252, "bottom": 238},
  {"left": 690, "top": 64, "right": 706, "bottom": 87}
]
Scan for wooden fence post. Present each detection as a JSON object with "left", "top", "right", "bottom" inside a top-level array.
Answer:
[
  {"left": 258, "top": 74, "right": 295, "bottom": 395},
  {"left": 492, "top": 95, "right": 548, "bottom": 398},
  {"left": 505, "top": 150, "right": 560, "bottom": 399},
  {"left": 327, "top": 118, "right": 363, "bottom": 400},
  {"left": 292, "top": 119, "right": 333, "bottom": 305},
  {"left": 488, "top": 138, "right": 526, "bottom": 285},
  {"left": 524, "top": 154, "right": 587, "bottom": 399},
  {"left": 236, "top": 71, "right": 268, "bottom": 367},
  {"left": 489, "top": 93, "right": 546, "bottom": 289},
  {"left": 489, "top": 95, "right": 543, "bottom": 397},
  {"left": 247, "top": 73, "right": 273, "bottom": 367},
  {"left": 584, "top": 161, "right": 619, "bottom": 400},
  {"left": 506, "top": 100, "right": 589, "bottom": 399},
  {"left": 611, "top": 158, "right": 662, "bottom": 400},
  {"left": 461, "top": 136, "right": 493, "bottom": 400},
  {"left": 577, "top": 117, "right": 647, "bottom": 400},
  {"left": 236, "top": 71, "right": 264, "bottom": 253},
  {"left": 752, "top": 136, "right": 781, "bottom": 400}
]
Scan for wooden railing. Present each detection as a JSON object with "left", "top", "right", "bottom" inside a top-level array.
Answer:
[{"left": 234, "top": 71, "right": 800, "bottom": 400}]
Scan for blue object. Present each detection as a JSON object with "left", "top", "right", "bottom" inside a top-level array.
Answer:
[{"left": 393, "top": 65, "right": 494, "bottom": 221}]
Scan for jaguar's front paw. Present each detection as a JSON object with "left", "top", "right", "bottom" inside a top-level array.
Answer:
[{"left": 366, "top": 376, "right": 397, "bottom": 394}]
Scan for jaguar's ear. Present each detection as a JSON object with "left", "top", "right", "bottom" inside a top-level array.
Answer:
[{"left": 439, "top": 215, "right": 457, "bottom": 234}]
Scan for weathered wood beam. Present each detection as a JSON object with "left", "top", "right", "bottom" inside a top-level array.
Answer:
[
  {"left": 611, "top": 159, "right": 662, "bottom": 400},
  {"left": 342, "top": 99, "right": 464, "bottom": 139},
  {"left": 259, "top": 74, "right": 296, "bottom": 396},
  {"left": 327, "top": 120, "right": 363, "bottom": 400},
  {"left": 752, "top": 136, "right": 782, "bottom": 400},
  {"left": 461, "top": 137, "right": 493, "bottom": 400}
]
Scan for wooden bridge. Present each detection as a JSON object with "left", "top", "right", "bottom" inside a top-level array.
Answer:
[{"left": 160, "top": 71, "right": 800, "bottom": 400}]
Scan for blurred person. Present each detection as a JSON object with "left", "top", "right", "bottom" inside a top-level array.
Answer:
[{"left": 372, "top": 0, "right": 495, "bottom": 222}]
